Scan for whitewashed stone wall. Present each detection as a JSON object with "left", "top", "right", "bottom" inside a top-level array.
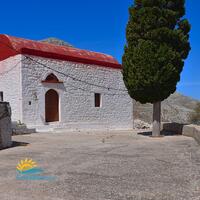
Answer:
[
  {"left": 21, "top": 55, "right": 133, "bottom": 131},
  {"left": 0, "top": 55, "right": 22, "bottom": 122},
  {"left": 0, "top": 54, "right": 133, "bottom": 131}
]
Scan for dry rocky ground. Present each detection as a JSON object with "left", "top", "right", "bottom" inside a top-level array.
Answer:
[{"left": 0, "top": 130, "right": 200, "bottom": 200}]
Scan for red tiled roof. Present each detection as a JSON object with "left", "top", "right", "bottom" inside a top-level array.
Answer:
[{"left": 0, "top": 34, "right": 122, "bottom": 69}]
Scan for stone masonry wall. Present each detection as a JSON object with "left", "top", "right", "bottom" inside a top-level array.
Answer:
[
  {"left": 0, "top": 102, "right": 12, "bottom": 149},
  {"left": 162, "top": 122, "right": 200, "bottom": 145},
  {"left": 21, "top": 55, "right": 133, "bottom": 131},
  {"left": 0, "top": 55, "right": 22, "bottom": 122}
]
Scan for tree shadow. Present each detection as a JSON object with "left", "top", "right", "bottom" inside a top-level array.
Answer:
[
  {"left": 138, "top": 130, "right": 182, "bottom": 137},
  {"left": 12, "top": 141, "right": 29, "bottom": 147},
  {"left": 0, "top": 141, "right": 29, "bottom": 151},
  {"left": 138, "top": 123, "right": 187, "bottom": 137}
]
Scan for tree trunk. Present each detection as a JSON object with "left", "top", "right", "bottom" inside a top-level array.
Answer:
[{"left": 152, "top": 101, "right": 161, "bottom": 137}]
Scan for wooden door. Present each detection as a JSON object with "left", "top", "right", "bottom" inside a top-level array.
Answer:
[{"left": 45, "top": 89, "right": 59, "bottom": 122}]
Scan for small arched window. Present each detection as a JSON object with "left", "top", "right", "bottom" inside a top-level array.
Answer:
[
  {"left": 45, "top": 74, "right": 59, "bottom": 82},
  {"left": 42, "top": 73, "right": 62, "bottom": 83}
]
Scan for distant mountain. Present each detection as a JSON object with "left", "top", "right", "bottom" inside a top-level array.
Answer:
[
  {"left": 133, "top": 92, "right": 200, "bottom": 124},
  {"left": 40, "top": 37, "right": 73, "bottom": 47}
]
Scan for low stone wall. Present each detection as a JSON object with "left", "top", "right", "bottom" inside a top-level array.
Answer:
[
  {"left": 182, "top": 125, "right": 200, "bottom": 145},
  {"left": 162, "top": 122, "right": 200, "bottom": 145},
  {"left": 0, "top": 102, "right": 12, "bottom": 149},
  {"left": 161, "top": 122, "right": 185, "bottom": 135}
]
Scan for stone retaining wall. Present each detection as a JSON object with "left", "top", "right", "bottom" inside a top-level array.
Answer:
[
  {"left": 182, "top": 125, "right": 200, "bottom": 145},
  {"left": 161, "top": 123, "right": 185, "bottom": 135},
  {"left": 162, "top": 122, "right": 200, "bottom": 144},
  {"left": 0, "top": 102, "right": 12, "bottom": 149}
]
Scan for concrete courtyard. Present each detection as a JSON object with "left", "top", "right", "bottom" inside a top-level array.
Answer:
[{"left": 0, "top": 130, "right": 200, "bottom": 200}]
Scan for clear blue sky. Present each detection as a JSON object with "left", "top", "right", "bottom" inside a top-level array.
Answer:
[{"left": 1, "top": 0, "right": 199, "bottom": 100}]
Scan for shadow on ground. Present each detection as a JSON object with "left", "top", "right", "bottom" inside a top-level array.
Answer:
[
  {"left": 0, "top": 141, "right": 29, "bottom": 151},
  {"left": 138, "top": 130, "right": 182, "bottom": 137},
  {"left": 12, "top": 141, "right": 29, "bottom": 147}
]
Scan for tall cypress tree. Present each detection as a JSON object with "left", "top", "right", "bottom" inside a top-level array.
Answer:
[{"left": 122, "top": 0, "right": 191, "bottom": 136}]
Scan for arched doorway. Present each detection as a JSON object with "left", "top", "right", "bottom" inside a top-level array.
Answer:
[{"left": 45, "top": 89, "right": 59, "bottom": 122}]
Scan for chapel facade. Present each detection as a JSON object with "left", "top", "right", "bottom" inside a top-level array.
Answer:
[{"left": 0, "top": 34, "right": 133, "bottom": 131}]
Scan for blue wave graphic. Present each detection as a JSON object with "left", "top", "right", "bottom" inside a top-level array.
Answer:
[
  {"left": 17, "top": 167, "right": 44, "bottom": 175},
  {"left": 16, "top": 167, "right": 56, "bottom": 181},
  {"left": 16, "top": 174, "right": 56, "bottom": 181}
]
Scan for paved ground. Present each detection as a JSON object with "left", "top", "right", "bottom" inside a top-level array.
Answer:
[{"left": 0, "top": 130, "right": 200, "bottom": 200}]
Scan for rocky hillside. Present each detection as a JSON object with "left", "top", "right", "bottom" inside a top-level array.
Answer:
[
  {"left": 40, "top": 38, "right": 73, "bottom": 47},
  {"left": 133, "top": 92, "right": 200, "bottom": 124}
]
